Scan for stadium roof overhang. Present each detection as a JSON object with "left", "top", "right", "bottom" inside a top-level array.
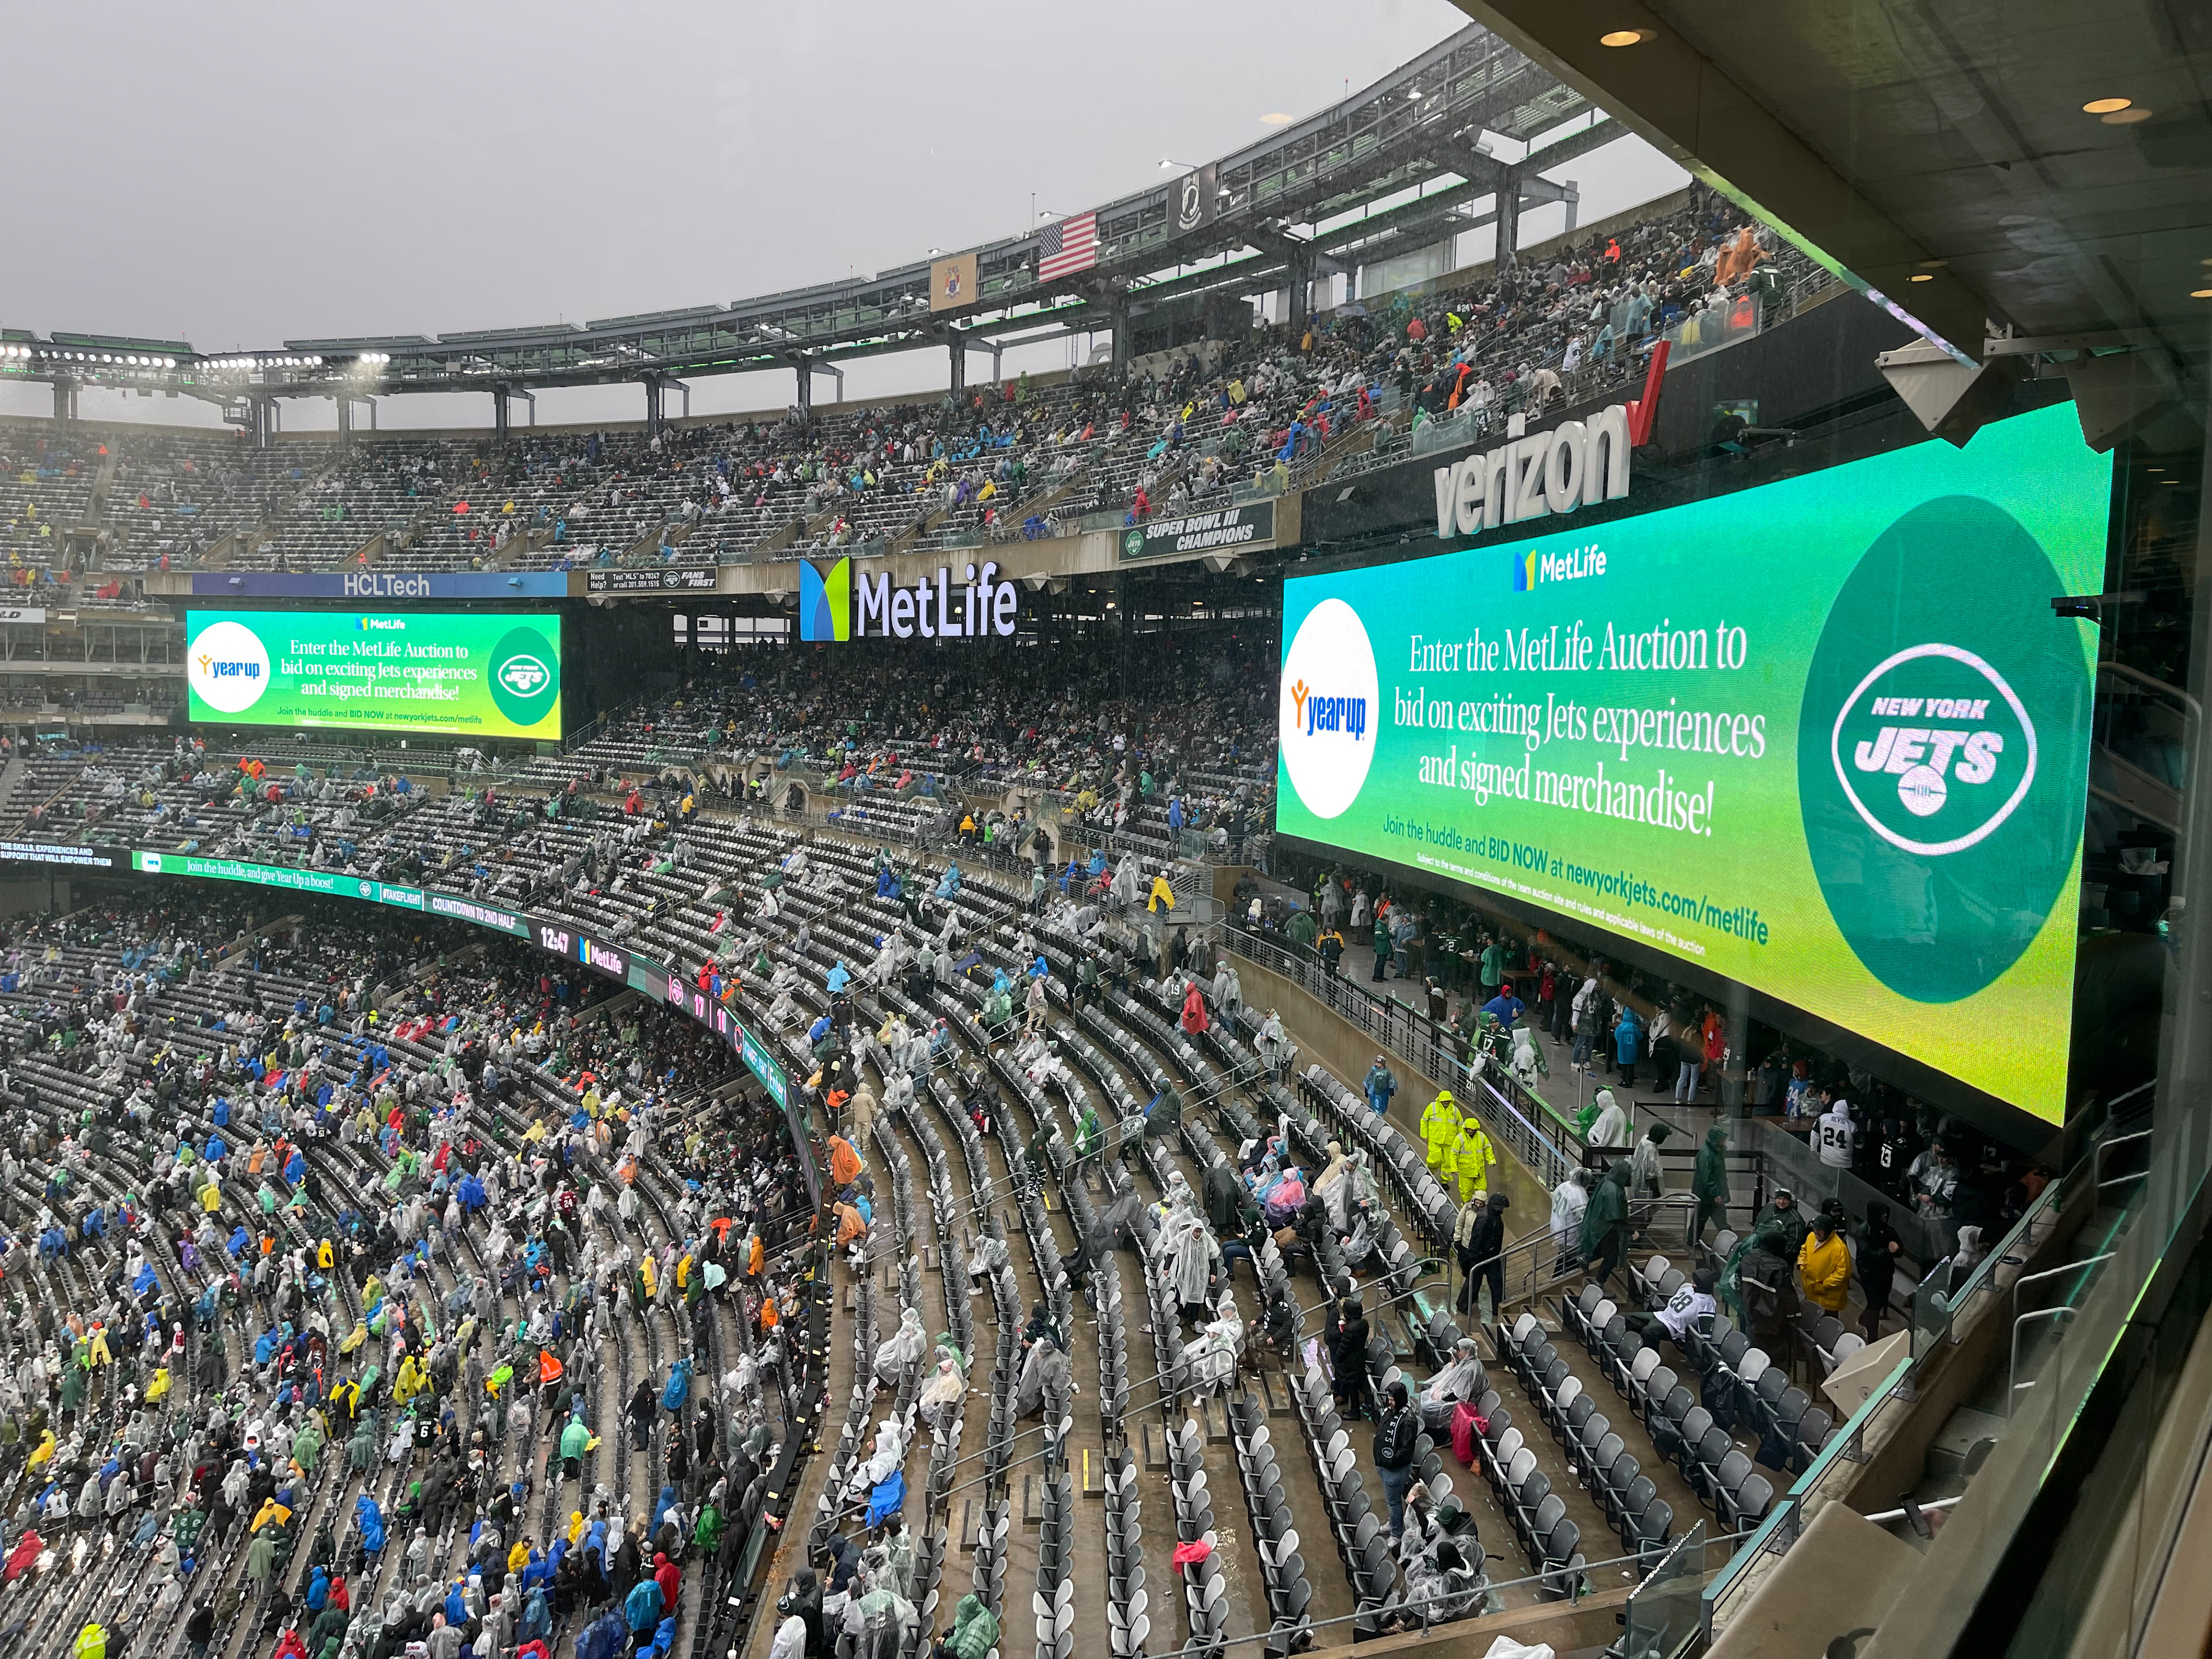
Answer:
[
  {"left": 1448, "top": 0, "right": 2212, "bottom": 374},
  {"left": 0, "top": 24, "right": 1627, "bottom": 411}
]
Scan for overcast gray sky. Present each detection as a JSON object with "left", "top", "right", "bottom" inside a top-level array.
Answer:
[{"left": 0, "top": 0, "right": 1683, "bottom": 430}]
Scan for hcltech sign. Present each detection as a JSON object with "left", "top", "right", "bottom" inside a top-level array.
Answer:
[{"left": 1432, "top": 404, "right": 1632, "bottom": 540}]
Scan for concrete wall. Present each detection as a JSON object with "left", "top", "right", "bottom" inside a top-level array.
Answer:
[
  {"left": 0, "top": 876, "right": 68, "bottom": 917},
  {"left": 1362, "top": 1582, "right": 1633, "bottom": 1655}
]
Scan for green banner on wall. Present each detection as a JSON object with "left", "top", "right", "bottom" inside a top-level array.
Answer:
[{"left": 131, "top": 851, "right": 428, "bottom": 910}]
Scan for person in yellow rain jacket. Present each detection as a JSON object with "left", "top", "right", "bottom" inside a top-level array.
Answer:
[
  {"left": 393, "top": 1354, "right": 426, "bottom": 1405},
  {"left": 1420, "top": 1091, "right": 1462, "bottom": 1177},
  {"left": 1797, "top": 1214, "right": 1853, "bottom": 1316},
  {"left": 1450, "top": 1116, "right": 1498, "bottom": 1204},
  {"left": 639, "top": 1255, "right": 658, "bottom": 1301},
  {"left": 146, "top": 1366, "right": 172, "bottom": 1404}
]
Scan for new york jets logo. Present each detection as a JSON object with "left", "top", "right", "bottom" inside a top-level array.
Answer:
[
  {"left": 1829, "top": 642, "right": 2037, "bottom": 857},
  {"left": 497, "top": 654, "right": 550, "bottom": 696},
  {"left": 487, "top": 627, "right": 560, "bottom": 730},
  {"left": 1798, "top": 491, "right": 2090, "bottom": 1006}
]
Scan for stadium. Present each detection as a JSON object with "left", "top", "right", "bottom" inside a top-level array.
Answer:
[{"left": 0, "top": 5, "right": 2205, "bottom": 1658}]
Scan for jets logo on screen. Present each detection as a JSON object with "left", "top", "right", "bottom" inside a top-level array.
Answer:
[
  {"left": 496, "top": 653, "right": 550, "bottom": 697},
  {"left": 1279, "top": 597, "right": 1378, "bottom": 820},
  {"left": 799, "top": 558, "right": 851, "bottom": 642},
  {"left": 486, "top": 628, "right": 560, "bottom": 729},
  {"left": 1799, "top": 494, "right": 2089, "bottom": 1005},
  {"left": 187, "top": 619, "right": 271, "bottom": 715},
  {"left": 1830, "top": 645, "right": 2036, "bottom": 857}
]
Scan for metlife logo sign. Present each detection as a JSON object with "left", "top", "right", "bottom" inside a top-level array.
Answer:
[
  {"left": 1513, "top": 543, "right": 1608, "bottom": 593},
  {"left": 539, "top": 921, "right": 628, "bottom": 980},
  {"left": 579, "top": 937, "right": 628, "bottom": 978}
]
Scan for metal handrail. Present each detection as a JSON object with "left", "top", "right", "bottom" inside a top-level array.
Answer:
[
  {"left": 2096, "top": 1128, "right": 2153, "bottom": 1192},
  {"left": 2008, "top": 1247, "right": 2123, "bottom": 1407},
  {"left": 1923, "top": 1165, "right": 2070, "bottom": 1347},
  {"left": 1706, "top": 1118, "right": 2141, "bottom": 1637},
  {"left": 2096, "top": 660, "right": 2202, "bottom": 722},
  {"left": 1223, "top": 923, "right": 1581, "bottom": 1186},
  {"left": 1700, "top": 1350, "right": 1913, "bottom": 1641},
  {"left": 2008, "top": 1305, "right": 2080, "bottom": 1418}
]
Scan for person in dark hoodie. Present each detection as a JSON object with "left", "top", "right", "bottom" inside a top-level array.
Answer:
[
  {"left": 1330, "top": 1295, "right": 1373, "bottom": 1420},
  {"left": 1736, "top": 1224, "right": 1800, "bottom": 1358},
  {"left": 778, "top": 1567, "right": 823, "bottom": 1657},
  {"left": 1691, "top": 1124, "right": 1730, "bottom": 1247},
  {"left": 1456, "top": 1190, "right": 1509, "bottom": 1319},
  {"left": 1857, "top": 1201, "right": 1903, "bottom": 1342},
  {"left": 184, "top": 1600, "right": 217, "bottom": 1659},
  {"left": 1295, "top": 1191, "right": 1337, "bottom": 1291},
  {"left": 1580, "top": 1162, "right": 1631, "bottom": 1294},
  {"left": 611, "top": 1527, "right": 642, "bottom": 1603},
  {"left": 1202, "top": 1161, "right": 1241, "bottom": 1235}
]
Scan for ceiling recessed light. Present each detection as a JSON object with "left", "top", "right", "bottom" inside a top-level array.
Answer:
[
  {"left": 2103, "top": 108, "right": 2152, "bottom": 124},
  {"left": 2193, "top": 287, "right": 2212, "bottom": 299},
  {"left": 1908, "top": 273, "right": 1934, "bottom": 282},
  {"left": 2082, "top": 97, "right": 2131, "bottom": 114},
  {"left": 1600, "top": 28, "right": 1654, "bottom": 46},
  {"left": 1260, "top": 112, "right": 1293, "bottom": 126}
]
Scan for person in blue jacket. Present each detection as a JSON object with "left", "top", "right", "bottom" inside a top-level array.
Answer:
[
  {"left": 626, "top": 1574, "right": 665, "bottom": 1635},
  {"left": 1613, "top": 1006, "right": 1643, "bottom": 1088}
]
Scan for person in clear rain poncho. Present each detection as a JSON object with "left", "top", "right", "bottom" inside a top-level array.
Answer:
[
  {"left": 873, "top": 1306, "right": 926, "bottom": 1390},
  {"left": 1162, "top": 1197, "right": 1214, "bottom": 1319},
  {"left": 1182, "top": 1290, "right": 1245, "bottom": 1394}
]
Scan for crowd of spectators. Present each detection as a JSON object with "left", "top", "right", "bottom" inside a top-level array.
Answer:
[
  {"left": 1245, "top": 850, "right": 2056, "bottom": 1314},
  {"left": 7, "top": 183, "right": 1823, "bottom": 589},
  {"left": 0, "top": 887, "right": 819, "bottom": 1659}
]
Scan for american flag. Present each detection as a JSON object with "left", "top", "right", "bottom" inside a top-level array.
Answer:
[{"left": 1037, "top": 212, "right": 1099, "bottom": 282}]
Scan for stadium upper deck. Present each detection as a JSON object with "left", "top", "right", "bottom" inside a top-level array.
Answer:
[
  {"left": 8, "top": 187, "right": 1823, "bottom": 580},
  {"left": 0, "top": 24, "right": 1626, "bottom": 422}
]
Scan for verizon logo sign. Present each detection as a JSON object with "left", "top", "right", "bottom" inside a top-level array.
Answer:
[{"left": 1433, "top": 403, "right": 1631, "bottom": 540}]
